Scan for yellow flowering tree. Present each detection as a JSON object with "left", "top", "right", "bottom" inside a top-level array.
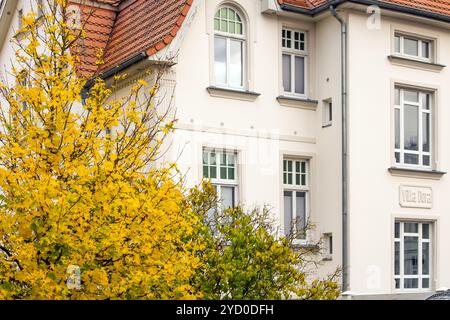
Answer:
[{"left": 0, "top": 1, "right": 203, "bottom": 299}]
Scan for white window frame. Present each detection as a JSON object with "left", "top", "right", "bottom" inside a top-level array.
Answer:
[
  {"left": 394, "top": 33, "right": 433, "bottom": 63},
  {"left": 394, "top": 221, "right": 432, "bottom": 292},
  {"left": 322, "top": 100, "right": 333, "bottom": 127},
  {"left": 282, "top": 158, "right": 309, "bottom": 242},
  {"left": 18, "top": 8, "right": 23, "bottom": 29},
  {"left": 213, "top": 6, "right": 246, "bottom": 90},
  {"left": 323, "top": 233, "right": 333, "bottom": 260},
  {"left": 394, "top": 87, "right": 432, "bottom": 169},
  {"left": 203, "top": 149, "right": 239, "bottom": 209},
  {"left": 281, "top": 27, "right": 308, "bottom": 98}
]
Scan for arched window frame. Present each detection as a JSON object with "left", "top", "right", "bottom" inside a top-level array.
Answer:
[{"left": 213, "top": 5, "right": 247, "bottom": 90}]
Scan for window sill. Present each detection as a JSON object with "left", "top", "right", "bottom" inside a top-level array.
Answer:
[
  {"left": 277, "top": 96, "right": 318, "bottom": 111},
  {"left": 388, "top": 167, "right": 447, "bottom": 180},
  {"left": 206, "top": 86, "right": 260, "bottom": 102},
  {"left": 388, "top": 55, "right": 446, "bottom": 72},
  {"left": 291, "top": 241, "right": 319, "bottom": 251},
  {"left": 322, "top": 123, "right": 332, "bottom": 129}
]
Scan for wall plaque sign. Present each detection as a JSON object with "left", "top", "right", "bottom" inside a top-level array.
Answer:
[{"left": 399, "top": 185, "right": 432, "bottom": 209}]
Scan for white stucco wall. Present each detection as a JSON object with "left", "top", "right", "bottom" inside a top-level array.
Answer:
[{"left": 347, "top": 10, "right": 450, "bottom": 295}]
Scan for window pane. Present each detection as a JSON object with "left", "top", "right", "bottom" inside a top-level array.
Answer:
[
  {"left": 395, "top": 279, "right": 400, "bottom": 289},
  {"left": 296, "top": 192, "right": 306, "bottom": 239},
  {"left": 422, "top": 41, "right": 430, "bottom": 58},
  {"left": 404, "top": 236, "right": 419, "bottom": 275},
  {"left": 203, "top": 166, "right": 209, "bottom": 178},
  {"left": 227, "top": 8, "right": 235, "bottom": 20},
  {"left": 404, "top": 90, "right": 419, "bottom": 103},
  {"left": 228, "top": 168, "right": 235, "bottom": 180},
  {"left": 228, "top": 21, "right": 235, "bottom": 34},
  {"left": 284, "top": 191, "right": 293, "bottom": 235},
  {"left": 236, "top": 23, "right": 242, "bottom": 35},
  {"left": 395, "top": 152, "right": 400, "bottom": 163},
  {"left": 228, "top": 153, "right": 235, "bottom": 166},
  {"left": 229, "top": 40, "right": 243, "bottom": 87},
  {"left": 220, "top": 167, "right": 227, "bottom": 179},
  {"left": 423, "top": 155, "right": 430, "bottom": 167},
  {"left": 404, "top": 37, "right": 418, "bottom": 56},
  {"left": 404, "top": 104, "right": 419, "bottom": 151},
  {"left": 214, "top": 37, "right": 227, "bottom": 85},
  {"left": 422, "top": 224, "right": 430, "bottom": 239},
  {"left": 395, "top": 35, "right": 400, "bottom": 53},
  {"left": 210, "top": 153, "right": 217, "bottom": 178},
  {"left": 220, "top": 186, "right": 234, "bottom": 210},
  {"left": 405, "top": 222, "right": 419, "bottom": 233},
  {"left": 422, "top": 242, "right": 430, "bottom": 275},
  {"left": 395, "top": 222, "right": 400, "bottom": 238},
  {"left": 295, "top": 161, "right": 300, "bottom": 174},
  {"left": 404, "top": 279, "right": 418, "bottom": 289},
  {"left": 395, "top": 108, "right": 400, "bottom": 149},
  {"left": 422, "top": 278, "right": 430, "bottom": 289},
  {"left": 395, "top": 88, "right": 400, "bottom": 105},
  {"left": 423, "top": 113, "right": 430, "bottom": 152},
  {"left": 404, "top": 154, "right": 419, "bottom": 165},
  {"left": 220, "top": 19, "right": 227, "bottom": 32},
  {"left": 395, "top": 241, "right": 400, "bottom": 275},
  {"left": 214, "top": 18, "right": 220, "bottom": 31},
  {"left": 220, "top": 8, "right": 227, "bottom": 18},
  {"left": 295, "top": 56, "right": 305, "bottom": 94},
  {"left": 282, "top": 54, "right": 291, "bottom": 92},
  {"left": 287, "top": 160, "right": 292, "bottom": 184},
  {"left": 423, "top": 94, "right": 430, "bottom": 110}
]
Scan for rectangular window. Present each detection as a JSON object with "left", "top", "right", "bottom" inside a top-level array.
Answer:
[
  {"left": 18, "top": 9, "right": 23, "bottom": 29},
  {"left": 281, "top": 28, "right": 306, "bottom": 96},
  {"left": 323, "top": 100, "right": 332, "bottom": 127},
  {"left": 283, "top": 158, "right": 309, "bottom": 240},
  {"left": 394, "top": 87, "right": 432, "bottom": 168},
  {"left": 214, "top": 36, "right": 244, "bottom": 89},
  {"left": 323, "top": 233, "right": 333, "bottom": 260},
  {"left": 394, "top": 221, "right": 432, "bottom": 291},
  {"left": 394, "top": 33, "right": 432, "bottom": 61},
  {"left": 203, "top": 149, "right": 238, "bottom": 210}
]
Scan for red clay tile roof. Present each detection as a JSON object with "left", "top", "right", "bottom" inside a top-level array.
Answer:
[
  {"left": 70, "top": 4, "right": 116, "bottom": 79},
  {"left": 69, "top": 0, "right": 192, "bottom": 79},
  {"left": 278, "top": 0, "right": 450, "bottom": 16},
  {"left": 99, "top": 0, "right": 192, "bottom": 74}
]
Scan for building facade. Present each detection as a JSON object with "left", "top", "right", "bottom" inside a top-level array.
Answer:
[{"left": 1, "top": 0, "right": 450, "bottom": 299}]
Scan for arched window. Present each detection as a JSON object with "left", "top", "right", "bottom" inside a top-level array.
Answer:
[{"left": 214, "top": 6, "right": 245, "bottom": 89}]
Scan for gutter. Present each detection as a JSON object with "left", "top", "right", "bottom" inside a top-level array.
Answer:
[
  {"left": 329, "top": 5, "right": 349, "bottom": 293},
  {"left": 280, "top": 0, "right": 450, "bottom": 24},
  {"left": 83, "top": 52, "right": 148, "bottom": 90}
]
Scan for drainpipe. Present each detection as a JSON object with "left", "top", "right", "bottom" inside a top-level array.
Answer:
[{"left": 330, "top": 5, "right": 349, "bottom": 293}]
